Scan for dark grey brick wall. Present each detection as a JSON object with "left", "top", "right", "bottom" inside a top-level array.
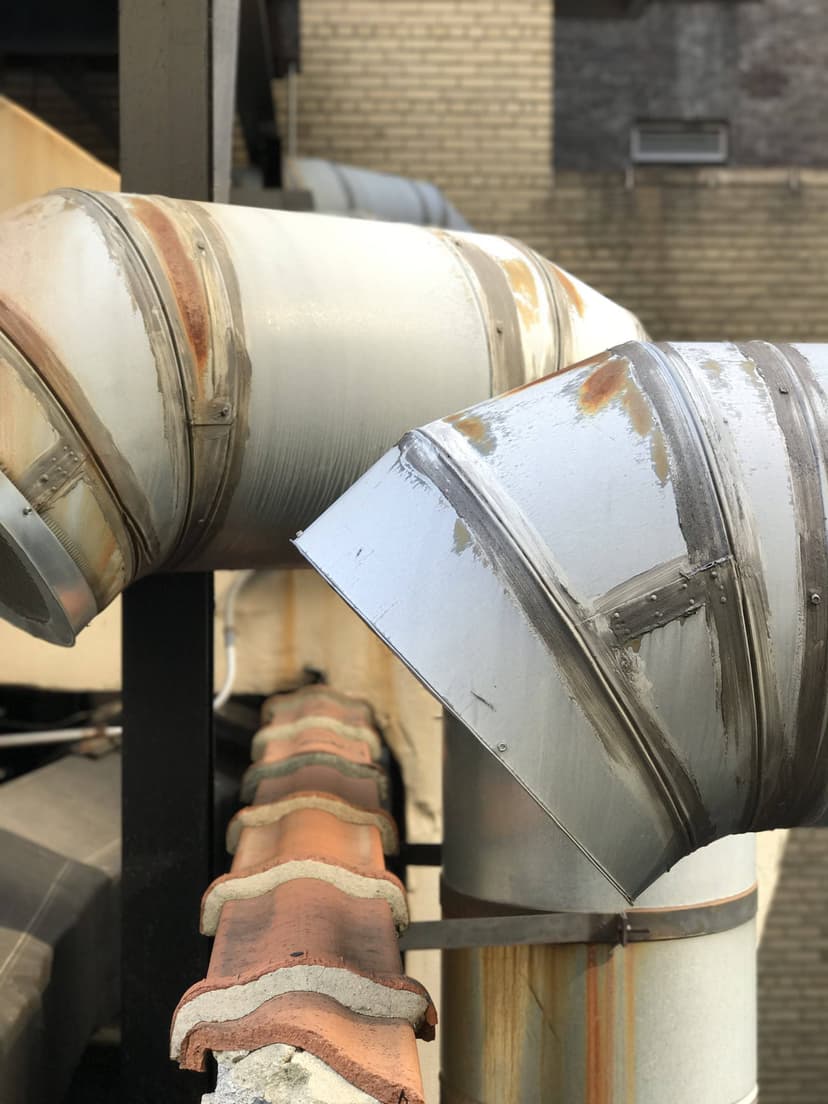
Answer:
[
  {"left": 556, "top": 0, "right": 828, "bottom": 169},
  {"left": 758, "top": 828, "right": 828, "bottom": 1103}
]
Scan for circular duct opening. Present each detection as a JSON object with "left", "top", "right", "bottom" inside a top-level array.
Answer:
[
  {"left": 0, "top": 471, "right": 98, "bottom": 646},
  {"left": 0, "top": 528, "right": 50, "bottom": 624}
]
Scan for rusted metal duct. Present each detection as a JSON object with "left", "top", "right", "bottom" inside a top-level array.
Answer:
[
  {"left": 283, "top": 156, "right": 472, "bottom": 229},
  {"left": 297, "top": 340, "right": 828, "bottom": 900},
  {"left": 0, "top": 188, "right": 643, "bottom": 647},
  {"left": 440, "top": 716, "right": 758, "bottom": 1104}
]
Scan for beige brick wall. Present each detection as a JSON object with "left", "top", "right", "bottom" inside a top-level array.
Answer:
[
  {"left": 512, "top": 166, "right": 828, "bottom": 343},
  {"left": 759, "top": 829, "right": 828, "bottom": 1104},
  {"left": 276, "top": 0, "right": 553, "bottom": 236}
]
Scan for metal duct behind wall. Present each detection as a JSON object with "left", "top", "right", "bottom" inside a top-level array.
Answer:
[
  {"left": 297, "top": 340, "right": 828, "bottom": 899},
  {"left": 283, "top": 157, "right": 472, "bottom": 229},
  {"left": 0, "top": 189, "right": 642, "bottom": 646}
]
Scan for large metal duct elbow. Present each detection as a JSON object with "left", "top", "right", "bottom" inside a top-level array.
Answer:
[
  {"left": 297, "top": 340, "right": 828, "bottom": 899},
  {"left": 0, "top": 189, "right": 642, "bottom": 646}
]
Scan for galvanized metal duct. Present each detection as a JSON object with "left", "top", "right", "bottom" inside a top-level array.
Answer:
[
  {"left": 297, "top": 340, "right": 828, "bottom": 899},
  {"left": 283, "top": 157, "right": 472, "bottom": 229},
  {"left": 0, "top": 189, "right": 642, "bottom": 646}
]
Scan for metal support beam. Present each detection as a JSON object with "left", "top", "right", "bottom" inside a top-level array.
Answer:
[
  {"left": 122, "top": 575, "right": 215, "bottom": 1102},
  {"left": 119, "top": 1, "right": 236, "bottom": 1099},
  {"left": 237, "top": 0, "right": 282, "bottom": 186}
]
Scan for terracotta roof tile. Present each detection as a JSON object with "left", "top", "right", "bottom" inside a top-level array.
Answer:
[
  {"left": 200, "top": 855, "right": 409, "bottom": 935},
  {"left": 173, "top": 883, "right": 435, "bottom": 1059},
  {"left": 251, "top": 716, "right": 384, "bottom": 760},
  {"left": 258, "top": 729, "right": 376, "bottom": 766},
  {"left": 226, "top": 793, "right": 399, "bottom": 856},
  {"left": 233, "top": 807, "right": 385, "bottom": 870},
  {"left": 240, "top": 735, "right": 385, "bottom": 804},
  {"left": 178, "top": 991, "right": 425, "bottom": 1104},
  {"left": 254, "top": 766, "right": 383, "bottom": 809},
  {"left": 261, "top": 685, "right": 374, "bottom": 727},
  {"left": 212, "top": 881, "right": 405, "bottom": 980},
  {"left": 171, "top": 685, "right": 432, "bottom": 1103}
]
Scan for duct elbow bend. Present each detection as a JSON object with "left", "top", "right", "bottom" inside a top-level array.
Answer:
[{"left": 296, "top": 339, "right": 828, "bottom": 895}]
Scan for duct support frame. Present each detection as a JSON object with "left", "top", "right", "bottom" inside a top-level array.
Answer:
[{"left": 118, "top": 1, "right": 239, "bottom": 1101}]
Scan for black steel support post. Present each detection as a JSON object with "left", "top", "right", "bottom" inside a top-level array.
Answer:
[{"left": 120, "top": 1, "right": 224, "bottom": 1099}]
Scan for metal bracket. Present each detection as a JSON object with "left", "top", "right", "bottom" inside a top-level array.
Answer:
[
  {"left": 191, "top": 397, "right": 235, "bottom": 427},
  {"left": 594, "top": 554, "right": 734, "bottom": 646},
  {"left": 399, "top": 886, "right": 757, "bottom": 952}
]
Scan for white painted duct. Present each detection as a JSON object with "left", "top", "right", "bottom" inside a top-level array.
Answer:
[
  {"left": 0, "top": 188, "right": 642, "bottom": 646},
  {"left": 283, "top": 156, "right": 472, "bottom": 229},
  {"left": 297, "top": 340, "right": 828, "bottom": 899}
]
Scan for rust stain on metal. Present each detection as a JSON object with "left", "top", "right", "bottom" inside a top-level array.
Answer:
[
  {"left": 453, "top": 518, "right": 472, "bottom": 554},
  {"left": 579, "top": 356, "right": 671, "bottom": 486},
  {"left": 585, "top": 945, "right": 614, "bottom": 1104},
  {"left": 624, "top": 949, "right": 636, "bottom": 1104},
  {"left": 548, "top": 262, "right": 586, "bottom": 317},
  {"left": 579, "top": 357, "right": 629, "bottom": 416},
  {"left": 445, "top": 412, "right": 496, "bottom": 455},
  {"left": 651, "top": 431, "right": 670, "bottom": 486},
  {"left": 500, "top": 257, "right": 540, "bottom": 330},
  {"left": 127, "top": 197, "right": 210, "bottom": 386},
  {"left": 501, "top": 351, "right": 614, "bottom": 400}
]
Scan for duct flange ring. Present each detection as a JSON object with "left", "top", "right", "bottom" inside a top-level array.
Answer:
[{"left": 0, "top": 469, "right": 97, "bottom": 646}]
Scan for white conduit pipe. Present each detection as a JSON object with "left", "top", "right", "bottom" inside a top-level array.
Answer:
[
  {"left": 213, "top": 569, "right": 255, "bottom": 710},
  {"left": 0, "top": 189, "right": 642, "bottom": 648}
]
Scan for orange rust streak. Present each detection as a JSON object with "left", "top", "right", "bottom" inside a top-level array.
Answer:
[
  {"left": 127, "top": 197, "right": 210, "bottom": 387},
  {"left": 621, "top": 380, "right": 653, "bottom": 438},
  {"left": 549, "top": 262, "right": 586, "bottom": 317},
  {"left": 579, "top": 357, "right": 629, "bottom": 415},
  {"left": 500, "top": 350, "right": 615, "bottom": 399},
  {"left": 586, "top": 946, "right": 613, "bottom": 1104},
  {"left": 651, "top": 430, "right": 670, "bottom": 486},
  {"left": 94, "top": 528, "right": 118, "bottom": 577},
  {"left": 444, "top": 412, "right": 495, "bottom": 454},
  {"left": 500, "top": 257, "right": 540, "bottom": 330},
  {"left": 624, "top": 950, "right": 636, "bottom": 1104}
]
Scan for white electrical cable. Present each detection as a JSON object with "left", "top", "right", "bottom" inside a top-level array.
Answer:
[
  {"left": 0, "top": 571, "right": 258, "bottom": 750},
  {"left": 213, "top": 569, "right": 255, "bottom": 710},
  {"left": 0, "top": 726, "right": 122, "bottom": 749}
]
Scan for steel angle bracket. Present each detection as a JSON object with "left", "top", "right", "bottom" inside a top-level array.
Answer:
[{"left": 399, "top": 887, "right": 758, "bottom": 951}]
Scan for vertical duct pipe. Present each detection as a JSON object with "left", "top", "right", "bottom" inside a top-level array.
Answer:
[{"left": 440, "top": 717, "right": 758, "bottom": 1104}]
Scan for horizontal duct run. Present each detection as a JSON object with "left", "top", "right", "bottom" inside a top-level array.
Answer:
[
  {"left": 0, "top": 189, "right": 642, "bottom": 645},
  {"left": 283, "top": 156, "right": 472, "bottom": 229},
  {"left": 297, "top": 339, "right": 828, "bottom": 899}
]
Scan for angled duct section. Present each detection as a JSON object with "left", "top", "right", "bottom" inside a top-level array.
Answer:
[
  {"left": 0, "top": 189, "right": 642, "bottom": 646},
  {"left": 297, "top": 340, "right": 828, "bottom": 899}
]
